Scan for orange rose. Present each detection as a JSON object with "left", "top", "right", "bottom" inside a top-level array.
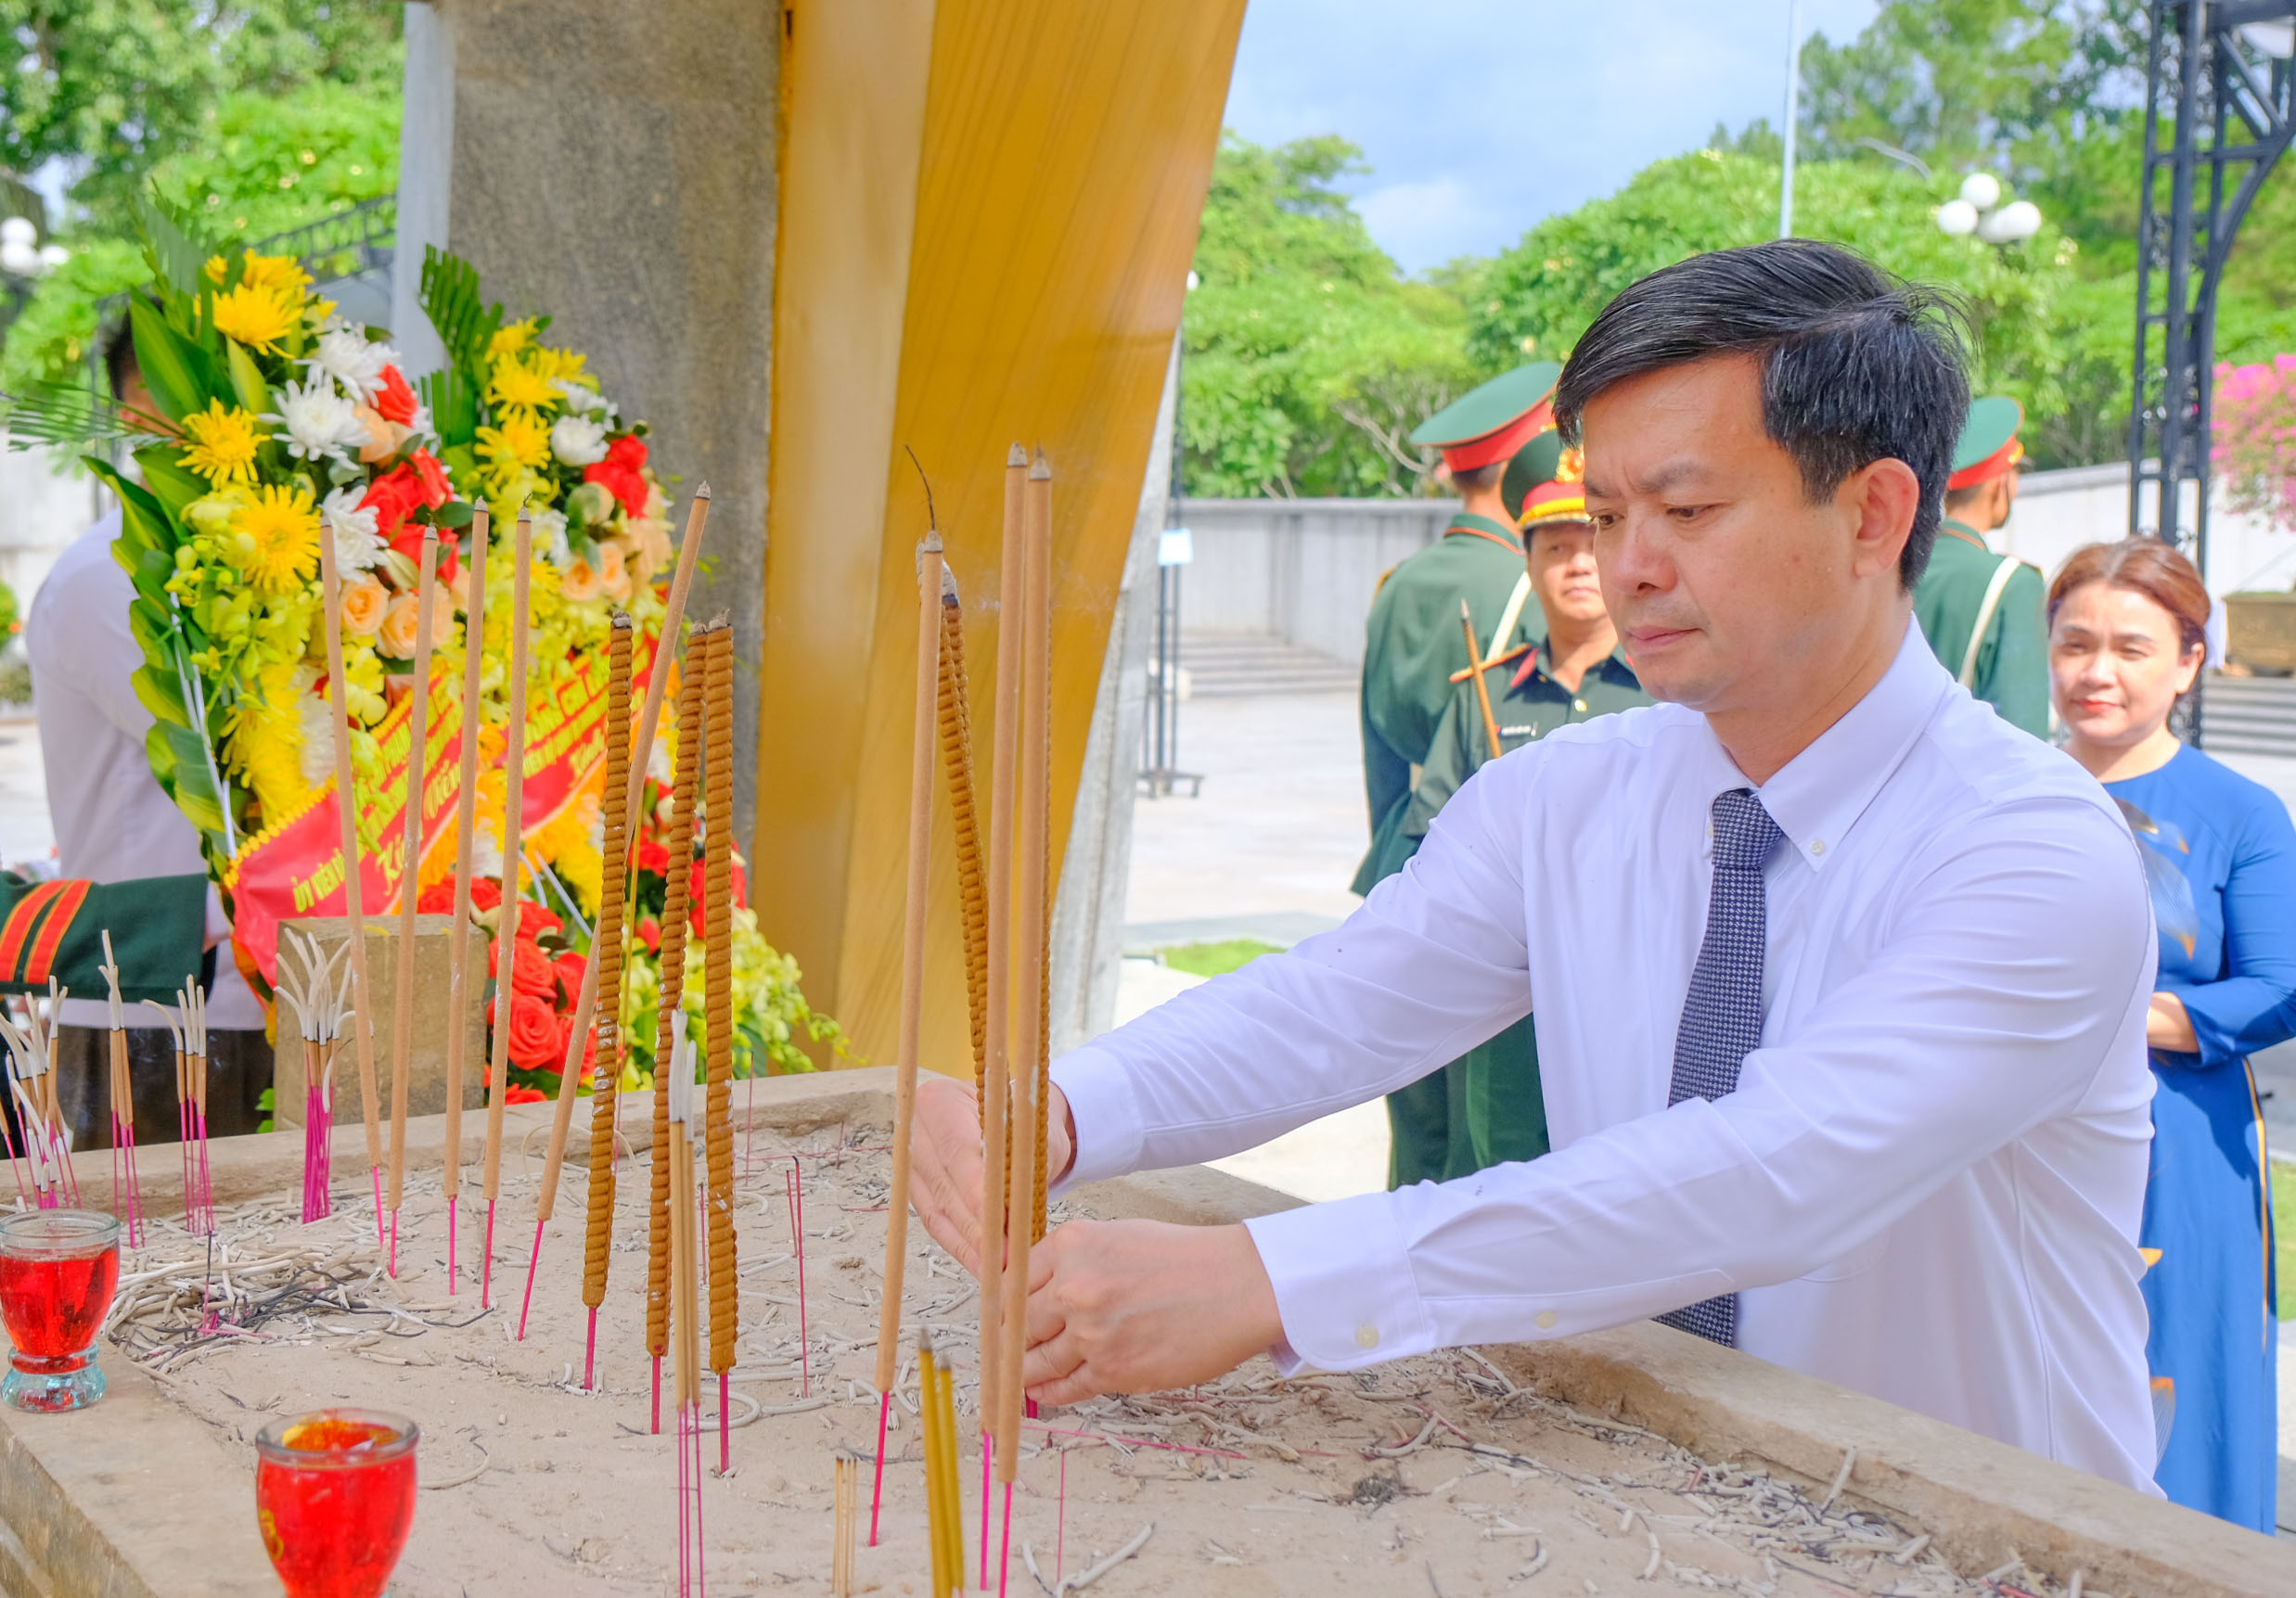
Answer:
[
  {"left": 597, "top": 541, "right": 632, "bottom": 603},
  {"left": 339, "top": 573, "right": 388, "bottom": 636},
  {"left": 560, "top": 556, "right": 604, "bottom": 604},
  {"left": 378, "top": 592, "right": 423, "bottom": 658},
  {"left": 352, "top": 403, "right": 408, "bottom": 466}
]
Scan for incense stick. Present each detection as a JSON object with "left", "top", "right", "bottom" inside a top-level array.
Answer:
[
  {"left": 666, "top": 1015, "right": 705, "bottom": 1597},
  {"left": 442, "top": 508, "right": 490, "bottom": 1294},
  {"left": 702, "top": 621, "right": 738, "bottom": 1471},
  {"left": 580, "top": 614, "right": 635, "bottom": 1388},
  {"left": 386, "top": 529, "right": 441, "bottom": 1277},
  {"left": 98, "top": 929, "right": 143, "bottom": 1246},
  {"left": 998, "top": 454, "right": 1055, "bottom": 1507},
  {"left": 316, "top": 529, "right": 384, "bottom": 1243},
  {"left": 648, "top": 650, "right": 704, "bottom": 1432},
  {"left": 186, "top": 984, "right": 212, "bottom": 1234},
  {"left": 517, "top": 487, "right": 711, "bottom": 1341},
  {"left": 1460, "top": 600, "right": 1504, "bottom": 762},
  {"left": 937, "top": 570, "right": 991, "bottom": 1117},
  {"left": 480, "top": 509, "right": 534, "bottom": 1308},
  {"left": 873, "top": 530, "right": 943, "bottom": 1546}
]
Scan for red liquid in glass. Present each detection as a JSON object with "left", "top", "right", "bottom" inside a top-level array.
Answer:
[
  {"left": 0, "top": 1249, "right": 120, "bottom": 1373},
  {"left": 256, "top": 1419, "right": 417, "bottom": 1598}
]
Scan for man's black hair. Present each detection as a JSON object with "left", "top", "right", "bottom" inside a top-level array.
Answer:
[
  {"left": 1450, "top": 460, "right": 1506, "bottom": 495},
  {"left": 1552, "top": 240, "right": 1971, "bottom": 590},
  {"left": 100, "top": 319, "right": 140, "bottom": 404}
]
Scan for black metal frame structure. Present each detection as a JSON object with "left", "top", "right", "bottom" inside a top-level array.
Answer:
[{"left": 2128, "top": 3, "right": 2294, "bottom": 558}]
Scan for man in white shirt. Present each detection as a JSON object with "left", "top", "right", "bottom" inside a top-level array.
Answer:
[
  {"left": 26, "top": 334, "right": 274, "bottom": 1148},
  {"left": 906, "top": 240, "right": 2160, "bottom": 1492}
]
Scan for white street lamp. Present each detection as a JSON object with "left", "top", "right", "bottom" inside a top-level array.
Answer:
[{"left": 1938, "top": 174, "right": 2040, "bottom": 246}]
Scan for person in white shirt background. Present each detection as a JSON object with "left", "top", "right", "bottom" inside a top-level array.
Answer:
[
  {"left": 907, "top": 239, "right": 2162, "bottom": 1493},
  {"left": 26, "top": 329, "right": 275, "bottom": 1148}
]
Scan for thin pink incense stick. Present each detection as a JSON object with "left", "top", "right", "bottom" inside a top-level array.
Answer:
[
  {"left": 998, "top": 1481, "right": 1014, "bottom": 1598},
  {"left": 980, "top": 1436, "right": 993, "bottom": 1591}
]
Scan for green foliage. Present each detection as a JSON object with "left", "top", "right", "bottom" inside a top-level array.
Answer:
[
  {"left": 0, "top": 0, "right": 401, "bottom": 235},
  {"left": 0, "top": 576, "right": 19, "bottom": 644},
  {"left": 0, "top": 237, "right": 146, "bottom": 392},
  {"left": 1183, "top": 133, "right": 1484, "bottom": 498},
  {"left": 148, "top": 79, "right": 399, "bottom": 245},
  {"left": 1157, "top": 939, "right": 1281, "bottom": 978},
  {"left": 1470, "top": 150, "right": 2086, "bottom": 454}
]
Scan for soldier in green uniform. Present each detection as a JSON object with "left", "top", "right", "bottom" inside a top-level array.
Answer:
[
  {"left": 1912, "top": 395, "right": 2048, "bottom": 737},
  {"left": 1357, "top": 364, "right": 1558, "bottom": 1187},
  {"left": 1401, "top": 478, "right": 1651, "bottom": 1170}
]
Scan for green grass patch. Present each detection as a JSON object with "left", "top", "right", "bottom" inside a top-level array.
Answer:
[
  {"left": 1157, "top": 939, "right": 1283, "bottom": 978},
  {"left": 2276, "top": 1159, "right": 2294, "bottom": 1320}
]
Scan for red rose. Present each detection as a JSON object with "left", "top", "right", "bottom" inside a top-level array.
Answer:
[
  {"left": 583, "top": 434, "right": 649, "bottom": 515},
  {"left": 506, "top": 991, "right": 565, "bottom": 1069},
  {"left": 554, "top": 951, "right": 587, "bottom": 1001},
  {"left": 506, "top": 1083, "right": 547, "bottom": 1106},
  {"left": 508, "top": 939, "right": 558, "bottom": 999},
  {"left": 359, "top": 466, "right": 425, "bottom": 539},
  {"left": 470, "top": 877, "right": 502, "bottom": 912},
  {"left": 409, "top": 450, "right": 452, "bottom": 507},
  {"left": 517, "top": 901, "right": 563, "bottom": 941},
  {"left": 635, "top": 837, "right": 671, "bottom": 876},
  {"left": 374, "top": 364, "right": 418, "bottom": 426},
  {"left": 417, "top": 881, "right": 457, "bottom": 914},
  {"left": 634, "top": 916, "right": 661, "bottom": 954}
]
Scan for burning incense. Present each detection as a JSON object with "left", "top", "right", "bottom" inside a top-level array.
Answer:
[
  {"left": 648, "top": 650, "right": 705, "bottom": 1432},
  {"left": 978, "top": 444, "right": 1028, "bottom": 1447},
  {"left": 666, "top": 1015, "right": 706, "bottom": 1596},
  {"left": 518, "top": 487, "right": 710, "bottom": 1340},
  {"left": 316, "top": 529, "right": 384, "bottom": 1242},
  {"left": 97, "top": 931, "right": 143, "bottom": 1247},
  {"left": 277, "top": 930, "right": 353, "bottom": 1224},
  {"left": 702, "top": 621, "right": 738, "bottom": 1472},
  {"left": 386, "top": 529, "right": 442, "bottom": 1277},
  {"left": 580, "top": 614, "right": 635, "bottom": 1388},
  {"left": 937, "top": 568, "right": 990, "bottom": 1111},
  {"left": 481, "top": 509, "right": 535, "bottom": 1308},
  {"left": 1458, "top": 599, "right": 1505, "bottom": 761},
  {"left": 872, "top": 530, "right": 944, "bottom": 1545},
  {"left": 442, "top": 508, "right": 490, "bottom": 1293},
  {"left": 0, "top": 1013, "right": 68, "bottom": 1208},
  {"left": 998, "top": 455, "right": 1055, "bottom": 1508},
  {"left": 138, "top": 996, "right": 200, "bottom": 1233}
]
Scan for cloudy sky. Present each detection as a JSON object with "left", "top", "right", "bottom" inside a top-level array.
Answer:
[{"left": 1223, "top": 0, "right": 1882, "bottom": 274}]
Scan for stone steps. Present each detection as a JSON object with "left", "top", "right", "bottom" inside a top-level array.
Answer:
[{"left": 1163, "top": 633, "right": 1358, "bottom": 698}]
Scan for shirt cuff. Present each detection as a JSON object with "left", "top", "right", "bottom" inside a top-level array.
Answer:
[
  {"left": 1046, "top": 1044, "right": 1144, "bottom": 1195},
  {"left": 1241, "top": 1190, "right": 1436, "bottom": 1374}
]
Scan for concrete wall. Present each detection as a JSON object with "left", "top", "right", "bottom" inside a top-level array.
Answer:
[
  {"left": 0, "top": 441, "right": 102, "bottom": 616},
  {"left": 1180, "top": 469, "right": 2295, "bottom": 667}
]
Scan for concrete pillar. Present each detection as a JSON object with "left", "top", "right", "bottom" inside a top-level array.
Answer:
[{"left": 399, "top": 0, "right": 781, "bottom": 845}]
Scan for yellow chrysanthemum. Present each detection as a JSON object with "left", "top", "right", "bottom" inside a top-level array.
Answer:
[
  {"left": 224, "top": 663, "right": 317, "bottom": 825},
  {"left": 212, "top": 282, "right": 301, "bottom": 354},
  {"left": 487, "top": 319, "right": 539, "bottom": 360},
  {"left": 476, "top": 414, "right": 552, "bottom": 492},
  {"left": 226, "top": 484, "right": 322, "bottom": 594},
  {"left": 485, "top": 357, "right": 561, "bottom": 417},
  {"left": 178, "top": 399, "right": 264, "bottom": 485},
  {"left": 524, "top": 345, "right": 588, "bottom": 386}
]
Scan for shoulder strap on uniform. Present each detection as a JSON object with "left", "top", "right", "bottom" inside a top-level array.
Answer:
[
  {"left": 1959, "top": 554, "right": 2023, "bottom": 688},
  {"left": 1487, "top": 572, "right": 1532, "bottom": 663}
]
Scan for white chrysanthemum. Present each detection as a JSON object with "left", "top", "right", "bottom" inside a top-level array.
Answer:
[
  {"left": 306, "top": 327, "right": 398, "bottom": 401},
  {"left": 550, "top": 413, "right": 609, "bottom": 467},
  {"left": 554, "top": 377, "right": 615, "bottom": 418},
  {"left": 532, "top": 507, "right": 571, "bottom": 564},
  {"left": 264, "top": 375, "right": 367, "bottom": 463},
  {"left": 320, "top": 485, "right": 386, "bottom": 572}
]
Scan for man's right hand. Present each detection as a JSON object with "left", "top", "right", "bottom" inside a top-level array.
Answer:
[{"left": 907, "top": 1072, "right": 1074, "bottom": 1278}]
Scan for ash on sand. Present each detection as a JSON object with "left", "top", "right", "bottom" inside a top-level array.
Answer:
[{"left": 105, "top": 1125, "right": 2064, "bottom": 1597}]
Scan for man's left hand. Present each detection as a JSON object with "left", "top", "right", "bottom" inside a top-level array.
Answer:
[{"left": 1020, "top": 1219, "right": 1284, "bottom": 1407}]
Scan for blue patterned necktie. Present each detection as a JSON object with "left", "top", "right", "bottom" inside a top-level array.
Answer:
[{"left": 1656, "top": 787, "right": 1785, "bottom": 1348}]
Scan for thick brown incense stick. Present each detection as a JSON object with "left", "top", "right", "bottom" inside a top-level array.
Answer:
[
  {"left": 876, "top": 535, "right": 942, "bottom": 1391},
  {"left": 518, "top": 486, "right": 711, "bottom": 1339},
  {"left": 998, "top": 454, "right": 1054, "bottom": 1483},
  {"left": 580, "top": 614, "right": 634, "bottom": 1379},
  {"left": 702, "top": 623, "right": 738, "bottom": 1454},
  {"left": 441, "top": 509, "right": 488, "bottom": 1290},
  {"left": 978, "top": 443, "right": 1027, "bottom": 1437},
  {"left": 386, "top": 529, "right": 441, "bottom": 1268},
  {"left": 937, "top": 573, "right": 990, "bottom": 1113},
  {"left": 1460, "top": 601, "right": 1504, "bottom": 761},
  {"left": 480, "top": 510, "right": 533, "bottom": 1306},
  {"left": 317, "top": 526, "right": 384, "bottom": 1229},
  {"left": 647, "top": 654, "right": 704, "bottom": 1430}
]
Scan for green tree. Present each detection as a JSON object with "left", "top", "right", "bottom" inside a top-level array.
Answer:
[
  {"left": 1183, "top": 133, "right": 1484, "bottom": 497},
  {"left": 0, "top": 1, "right": 400, "bottom": 233}
]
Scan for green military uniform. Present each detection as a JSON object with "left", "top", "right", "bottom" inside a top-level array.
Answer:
[
  {"left": 0, "top": 871, "right": 209, "bottom": 1004},
  {"left": 1360, "top": 364, "right": 1559, "bottom": 1188},
  {"left": 1912, "top": 397, "right": 2048, "bottom": 738},
  {"left": 1404, "top": 636, "right": 1651, "bottom": 1169}
]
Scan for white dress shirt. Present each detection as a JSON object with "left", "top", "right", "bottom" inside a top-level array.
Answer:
[
  {"left": 27, "top": 511, "right": 263, "bottom": 1030},
  {"left": 1055, "top": 620, "right": 2160, "bottom": 1493}
]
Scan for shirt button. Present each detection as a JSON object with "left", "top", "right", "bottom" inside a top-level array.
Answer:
[
  {"left": 1354, "top": 1323, "right": 1379, "bottom": 1349},
  {"left": 1810, "top": 839, "right": 1827, "bottom": 857},
  {"left": 1572, "top": 699, "right": 1586, "bottom": 712},
  {"left": 1535, "top": 1310, "right": 1558, "bottom": 1330}
]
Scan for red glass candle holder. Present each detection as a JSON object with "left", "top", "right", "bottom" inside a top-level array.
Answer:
[
  {"left": 254, "top": 1409, "right": 419, "bottom": 1598},
  {"left": 0, "top": 1208, "right": 122, "bottom": 1413}
]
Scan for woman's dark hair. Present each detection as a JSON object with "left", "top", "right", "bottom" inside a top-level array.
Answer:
[
  {"left": 1553, "top": 240, "right": 1971, "bottom": 590},
  {"left": 2047, "top": 538, "right": 2211, "bottom": 658}
]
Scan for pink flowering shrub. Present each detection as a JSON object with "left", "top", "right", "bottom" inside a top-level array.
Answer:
[{"left": 2214, "top": 356, "right": 2296, "bottom": 535}]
